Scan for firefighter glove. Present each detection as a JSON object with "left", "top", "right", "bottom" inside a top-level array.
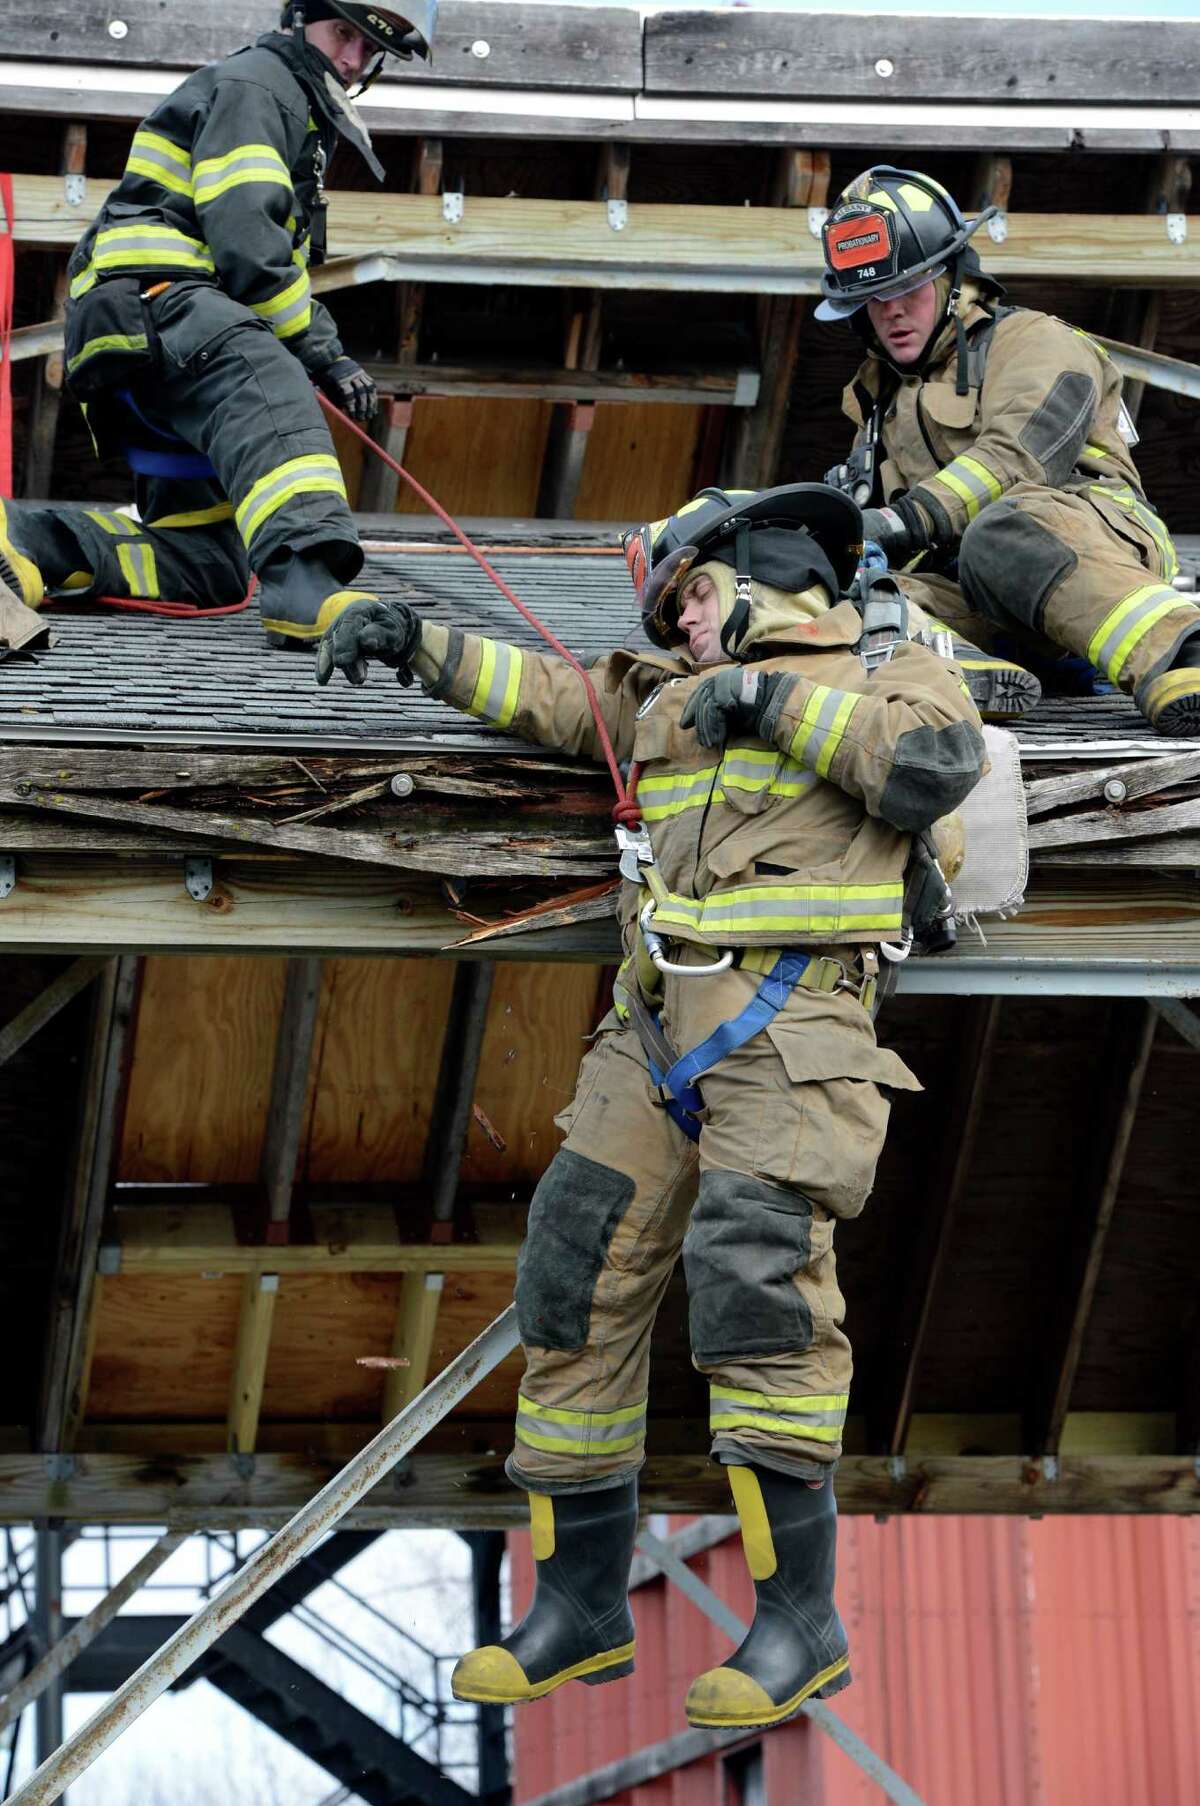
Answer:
[
  {"left": 319, "top": 356, "right": 378, "bottom": 422},
  {"left": 861, "top": 496, "right": 930, "bottom": 568},
  {"left": 680, "top": 666, "right": 793, "bottom": 749},
  {"left": 315, "top": 598, "right": 421, "bottom": 688}
]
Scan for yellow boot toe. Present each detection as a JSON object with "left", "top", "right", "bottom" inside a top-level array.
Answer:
[
  {"left": 686, "top": 1665, "right": 778, "bottom": 1728},
  {"left": 0, "top": 509, "right": 45, "bottom": 611},
  {"left": 451, "top": 1644, "right": 534, "bottom": 1704}
]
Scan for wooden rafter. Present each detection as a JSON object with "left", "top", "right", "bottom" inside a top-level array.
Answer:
[
  {"left": 260, "top": 958, "right": 323, "bottom": 1240},
  {"left": 869, "top": 997, "right": 1002, "bottom": 1457},
  {"left": 227, "top": 1273, "right": 280, "bottom": 1457},
  {"left": 1106, "top": 155, "right": 1193, "bottom": 422},
  {"left": 1026, "top": 1001, "right": 1158, "bottom": 1458},
  {"left": 0, "top": 957, "right": 107, "bottom": 1070},
  {"left": 37, "top": 957, "right": 141, "bottom": 1453}
]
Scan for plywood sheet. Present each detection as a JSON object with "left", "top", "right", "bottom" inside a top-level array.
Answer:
[
  {"left": 87, "top": 1275, "right": 243, "bottom": 1421},
  {"left": 574, "top": 402, "right": 704, "bottom": 522},
  {"left": 464, "top": 962, "right": 600, "bottom": 1189},
  {"left": 394, "top": 397, "right": 553, "bottom": 517},
  {"left": 325, "top": 406, "right": 367, "bottom": 510},
  {"left": 300, "top": 957, "right": 457, "bottom": 1184},
  {"left": 119, "top": 955, "right": 287, "bottom": 1183}
]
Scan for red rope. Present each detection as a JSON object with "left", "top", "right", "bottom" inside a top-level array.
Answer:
[{"left": 317, "top": 392, "right": 642, "bottom": 826}]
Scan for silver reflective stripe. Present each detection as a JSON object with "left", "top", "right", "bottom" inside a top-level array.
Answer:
[
  {"left": 515, "top": 1409, "right": 646, "bottom": 1448},
  {"left": 799, "top": 685, "right": 850, "bottom": 770}
]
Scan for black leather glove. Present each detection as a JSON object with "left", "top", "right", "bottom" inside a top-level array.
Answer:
[
  {"left": 315, "top": 598, "right": 421, "bottom": 688},
  {"left": 679, "top": 666, "right": 793, "bottom": 749},
  {"left": 861, "top": 495, "right": 931, "bottom": 568},
  {"left": 319, "top": 356, "right": 378, "bottom": 422}
]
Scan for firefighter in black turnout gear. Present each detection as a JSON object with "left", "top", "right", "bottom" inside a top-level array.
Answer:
[{"left": 0, "top": 3, "right": 436, "bottom": 644}]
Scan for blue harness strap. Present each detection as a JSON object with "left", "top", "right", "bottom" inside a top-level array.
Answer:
[
  {"left": 647, "top": 951, "right": 811, "bottom": 1143},
  {"left": 115, "top": 388, "right": 218, "bottom": 481}
]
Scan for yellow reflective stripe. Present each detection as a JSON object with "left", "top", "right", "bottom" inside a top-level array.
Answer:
[
  {"left": 638, "top": 765, "right": 720, "bottom": 820},
  {"left": 193, "top": 142, "right": 292, "bottom": 207},
  {"left": 1087, "top": 583, "right": 1187, "bottom": 682},
  {"left": 250, "top": 267, "right": 312, "bottom": 341},
  {"left": 86, "top": 224, "right": 215, "bottom": 278},
  {"left": 65, "top": 332, "right": 149, "bottom": 377},
  {"left": 1093, "top": 483, "right": 1179, "bottom": 580},
  {"left": 935, "top": 453, "right": 1004, "bottom": 520},
  {"left": 69, "top": 268, "right": 99, "bottom": 299},
  {"left": 235, "top": 455, "right": 347, "bottom": 549},
  {"left": 515, "top": 1393, "right": 646, "bottom": 1457},
  {"left": 650, "top": 880, "right": 903, "bottom": 939},
  {"left": 1084, "top": 442, "right": 1108, "bottom": 461},
  {"left": 728, "top": 1466, "right": 776, "bottom": 1580},
  {"left": 127, "top": 129, "right": 193, "bottom": 198},
  {"left": 84, "top": 510, "right": 138, "bottom": 536},
  {"left": 516, "top": 1427, "right": 645, "bottom": 1454},
  {"left": 148, "top": 504, "right": 235, "bottom": 530},
  {"left": 467, "top": 638, "right": 523, "bottom": 729},
  {"left": 788, "top": 683, "right": 861, "bottom": 776},
  {"left": 116, "top": 540, "right": 159, "bottom": 599},
  {"left": 711, "top": 1385, "right": 849, "bottom": 1412},
  {"left": 517, "top": 1394, "right": 645, "bottom": 1426}
]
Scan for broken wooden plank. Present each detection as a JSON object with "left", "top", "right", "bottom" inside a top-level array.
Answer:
[
  {"left": 1023, "top": 749, "right": 1200, "bottom": 818},
  {"left": 1027, "top": 796, "right": 1200, "bottom": 850}
]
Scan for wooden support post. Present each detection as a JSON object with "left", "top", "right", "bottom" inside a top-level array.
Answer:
[
  {"left": 869, "top": 997, "right": 1002, "bottom": 1456},
  {"left": 0, "top": 957, "right": 106, "bottom": 1069},
  {"left": 361, "top": 139, "right": 443, "bottom": 515},
  {"left": 721, "top": 149, "right": 830, "bottom": 490},
  {"left": 536, "top": 145, "right": 630, "bottom": 519},
  {"left": 23, "top": 122, "right": 86, "bottom": 499},
  {"left": 228, "top": 1273, "right": 280, "bottom": 1457},
  {"left": 1107, "top": 155, "right": 1192, "bottom": 423},
  {"left": 260, "top": 957, "right": 323, "bottom": 1242},
  {"left": 969, "top": 153, "right": 1013, "bottom": 216},
  {"left": 37, "top": 957, "right": 141, "bottom": 1455},
  {"left": 1026, "top": 1001, "right": 1158, "bottom": 1458},
  {"left": 382, "top": 1272, "right": 444, "bottom": 1419}
]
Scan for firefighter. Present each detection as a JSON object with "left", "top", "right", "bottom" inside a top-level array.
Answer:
[
  {"left": 818, "top": 165, "right": 1200, "bottom": 737},
  {"left": 315, "top": 484, "right": 988, "bottom": 1729},
  {"left": 0, "top": 3, "right": 434, "bottom": 644}
]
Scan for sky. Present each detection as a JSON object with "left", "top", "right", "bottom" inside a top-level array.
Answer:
[{"left": 531, "top": 0, "right": 1200, "bottom": 13}]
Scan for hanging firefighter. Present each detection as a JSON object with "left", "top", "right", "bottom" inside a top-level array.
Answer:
[
  {"left": 0, "top": 3, "right": 435, "bottom": 643},
  {"left": 314, "top": 483, "right": 988, "bottom": 1729},
  {"left": 818, "top": 165, "right": 1200, "bottom": 737}
]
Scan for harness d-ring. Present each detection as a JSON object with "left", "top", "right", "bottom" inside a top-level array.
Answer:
[{"left": 639, "top": 900, "right": 733, "bottom": 979}]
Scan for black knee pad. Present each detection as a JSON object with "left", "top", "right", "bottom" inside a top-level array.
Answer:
[
  {"left": 515, "top": 1149, "right": 635, "bottom": 1351},
  {"left": 684, "top": 1168, "right": 814, "bottom": 1365},
  {"left": 959, "top": 502, "right": 1077, "bottom": 636}
]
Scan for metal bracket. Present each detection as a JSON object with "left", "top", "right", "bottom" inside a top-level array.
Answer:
[
  {"left": 44, "top": 1455, "right": 76, "bottom": 1483},
  {"left": 987, "top": 210, "right": 1009, "bottom": 245},
  {"left": 607, "top": 198, "right": 628, "bottom": 233},
  {"left": 65, "top": 173, "right": 86, "bottom": 207},
  {"left": 887, "top": 1455, "right": 907, "bottom": 1483},
  {"left": 0, "top": 856, "right": 15, "bottom": 900},
  {"left": 1167, "top": 212, "right": 1187, "bottom": 246},
  {"left": 808, "top": 205, "right": 829, "bottom": 239},
  {"left": 230, "top": 1453, "right": 256, "bottom": 1481},
  {"left": 733, "top": 368, "right": 760, "bottom": 409},
  {"left": 442, "top": 190, "right": 464, "bottom": 225},
  {"left": 1042, "top": 1454, "right": 1059, "bottom": 1482},
  {"left": 97, "top": 1243, "right": 122, "bottom": 1277},
  {"left": 184, "top": 857, "right": 213, "bottom": 903}
]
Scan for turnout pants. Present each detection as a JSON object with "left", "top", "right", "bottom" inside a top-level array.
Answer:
[
  {"left": 904, "top": 480, "right": 1200, "bottom": 703},
  {"left": 13, "top": 280, "right": 361, "bottom": 627},
  {"left": 509, "top": 953, "right": 920, "bottom": 1493}
]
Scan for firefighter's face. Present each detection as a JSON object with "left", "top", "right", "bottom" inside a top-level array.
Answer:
[
  {"left": 867, "top": 279, "right": 940, "bottom": 365},
  {"left": 306, "top": 19, "right": 375, "bottom": 85},
  {"left": 677, "top": 570, "right": 725, "bottom": 665}
]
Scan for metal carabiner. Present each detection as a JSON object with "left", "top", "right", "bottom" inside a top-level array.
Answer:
[
  {"left": 639, "top": 901, "right": 734, "bottom": 979},
  {"left": 879, "top": 929, "right": 913, "bottom": 965}
]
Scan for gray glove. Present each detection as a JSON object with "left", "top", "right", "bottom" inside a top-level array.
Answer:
[
  {"left": 679, "top": 666, "right": 792, "bottom": 749},
  {"left": 319, "top": 355, "right": 378, "bottom": 422},
  {"left": 861, "top": 496, "right": 931, "bottom": 567},
  {"left": 315, "top": 598, "right": 421, "bottom": 688}
]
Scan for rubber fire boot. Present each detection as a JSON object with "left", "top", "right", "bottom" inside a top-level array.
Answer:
[
  {"left": 924, "top": 616, "right": 1042, "bottom": 720},
  {"left": 0, "top": 501, "right": 46, "bottom": 610},
  {"left": 257, "top": 546, "right": 374, "bottom": 647},
  {"left": 685, "top": 1464, "right": 850, "bottom": 1730},
  {"left": 451, "top": 1481, "right": 638, "bottom": 1705},
  {"left": 1136, "top": 632, "right": 1200, "bottom": 737}
]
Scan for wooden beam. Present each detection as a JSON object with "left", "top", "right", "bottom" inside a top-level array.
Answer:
[
  {"left": 1026, "top": 1001, "right": 1158, "bottom": 1457},
  {"left": 368, "top": 364, "right": 761, "bottom": 405},
  {"left": 227, "top": 1273, "right": 280, "bottom": 1457},
  {"left": 9, "top": 181, "right": 1198, "bottom": 288},
  {"left": 260, "top": 958, "right": 323, "bottom": 1239},
  {"left": 22, "top": 121, "right": 85, "bottom": 499},
  {"left": 425, "top": 960, "right": 496, "bottom": 1227},
  {"left": 382, "top": 1273, "right": 445, "bottom": 1421},
  {"left": 0, "top": 956, "right": 107, "bottom": 1069},
  {"left": 110, "top": 1202, "right": 524, "bottom": 1276},
  {"left": 869, "top": 997, "right": 1002, "bottom": 1457},
  {"left": 36, "top": 957, "right": 141, "bottom": 1453},
  {"left": 1106, "top": 155, "right": 1192, "bottom": 422},
  {"left": 1154, "top": 999, "right": 1200, "bottom": 1052},
  {"left": 721, "top": 148, "right": 828, "bottom": 488},
  {"left": 5, "top": 1452, "right": 1198, "bottom": 1527}
]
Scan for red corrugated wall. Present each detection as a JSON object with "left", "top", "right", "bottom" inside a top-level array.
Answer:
[{"left": 510, "top": 1514, "right": 1200, "bottom": 1805}]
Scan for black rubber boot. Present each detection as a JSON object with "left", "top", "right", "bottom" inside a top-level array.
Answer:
[
  {"left": 257, "top": 547, "right": 371, "bottom": 648},
  {"left": 1136, "top": 630, "right": 1200, "bottom": 737},
  {"left": 685, "top": 1464, "right": 850, "bottom": 1729},
  {"left": 451, "top": 1480, "right": 638, "bottom": 1705},
  {"left": 924, "top": 616, "right": 1042, "bottom": 720}
]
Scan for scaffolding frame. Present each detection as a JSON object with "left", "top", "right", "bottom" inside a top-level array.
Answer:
[{"left": 3, "top": 1304, "right": 927, "bottom": 1806}]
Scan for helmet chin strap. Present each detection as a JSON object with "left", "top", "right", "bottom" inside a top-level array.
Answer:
[{"left": 719, "top": 521, "right": 754, "bottom": 657}]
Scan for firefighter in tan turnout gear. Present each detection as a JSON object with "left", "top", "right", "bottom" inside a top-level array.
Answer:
[
  {"left": 819, "top": 165, "right": 1200, "bottom": 737},
  {"left": 316, "top": 484, "right": 988, "bottom": 1729},
  {"left": 0, "top": 3, "right": 434, "bottom": 644}
]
